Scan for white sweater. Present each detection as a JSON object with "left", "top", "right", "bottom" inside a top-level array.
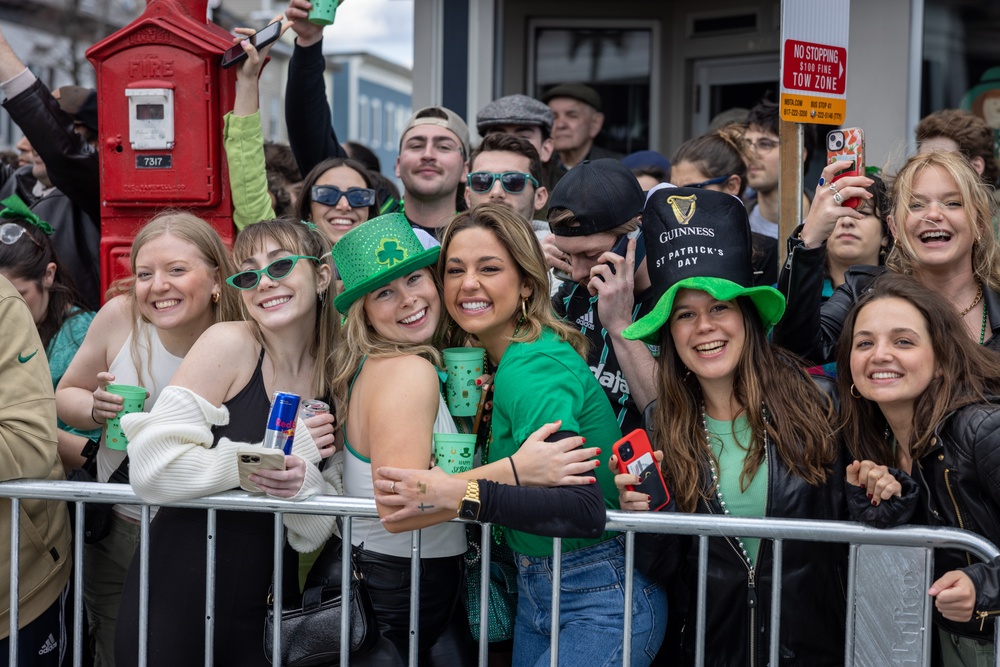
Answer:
[{"left": 121, "top": 385, "right": 344, "bottom": 552}]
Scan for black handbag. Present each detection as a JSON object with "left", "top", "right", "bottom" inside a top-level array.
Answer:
[{"left": 263, "top": 532, "right": 379, "bottom": 666}]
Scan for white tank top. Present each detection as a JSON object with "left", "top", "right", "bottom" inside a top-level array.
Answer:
[
  {"left": 102, "top": 321, "right": 184, "bottom": 519},
  {"left": 343, "top": 391, "right": 467, "bottom": 558}
]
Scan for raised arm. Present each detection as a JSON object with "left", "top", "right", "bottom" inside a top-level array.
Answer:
[
  {"left": 224, "top": 21, "right": 287, "bottom": 230},
  {"left": 0, "top": 26, "right": 101, "bottom": 222},
  {"left": 284, "top": 0, "right": 348, "bottom": 176}
]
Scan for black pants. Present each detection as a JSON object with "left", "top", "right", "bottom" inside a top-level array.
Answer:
[
  {"left": 354, "top": 547, "right": 477, "bottom": 666},
  {"left": 115, "top": 507, "right": 275, "bottom": 667}
]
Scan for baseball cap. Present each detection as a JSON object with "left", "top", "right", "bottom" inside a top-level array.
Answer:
[
  {"left": 476, "top": 94, "right": 553, "bottom": 135},
  {"left": 547, "top": 159, "right": 645, "bottom": 236},
  {"left": 400, "top": 106, "right": 471, "bottom": 158}
]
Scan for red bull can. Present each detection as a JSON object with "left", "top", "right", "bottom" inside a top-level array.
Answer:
[{"left": 263, "top": 391, "right": 300, "bottom": 454}]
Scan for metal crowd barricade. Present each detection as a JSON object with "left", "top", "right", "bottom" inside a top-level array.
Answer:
[{"left": 0, "top": 479, "right": 998, "bottom": 667}]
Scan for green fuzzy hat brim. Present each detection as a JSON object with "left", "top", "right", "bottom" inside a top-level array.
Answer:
[
  {"left": 622, "top": 277, "right": 786, "bottom": 345},
  {"left": 333, "top": 246, "right": 440, "bottom": 314}
]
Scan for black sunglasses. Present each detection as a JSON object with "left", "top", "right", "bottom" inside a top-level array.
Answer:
[
  {"left": 226, "top": 255, "right": 319, "bottom": 290},
  {"left": 467, "top": 171, "right": 539, "bottom": 194},
  {"left": 311, "top": 185, "right": 376, "bottom": 208}
]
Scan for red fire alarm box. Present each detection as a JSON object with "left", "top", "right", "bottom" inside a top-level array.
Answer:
[{"left": 87, "top": 0, "right": 238, "bottom": 297}]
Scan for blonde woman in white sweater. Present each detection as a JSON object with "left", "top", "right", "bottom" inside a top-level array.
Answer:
[{"left": 114, "top": 219, "right": 340, "bottom": 667}]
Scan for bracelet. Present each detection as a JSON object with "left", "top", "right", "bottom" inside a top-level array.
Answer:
[
  {"left": 91, "top": 405, "right": 103, "bottom": 425},
  {"left": 508, "top": 457, "right": 521, "bottom": 486}
]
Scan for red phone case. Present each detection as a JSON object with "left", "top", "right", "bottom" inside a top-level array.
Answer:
[
  {"left": 827, "top": 127, "right": 865, "bottom": 209},
  {"left": 613, "top": 429, "right": 670, "bottom": 511}
]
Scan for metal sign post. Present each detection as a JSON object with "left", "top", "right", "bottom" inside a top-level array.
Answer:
[{"left": 778, "top": 0, "right": 851, "bottom": 265}]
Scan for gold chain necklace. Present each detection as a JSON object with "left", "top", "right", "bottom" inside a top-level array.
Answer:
[{"left": 959, "top": 283, "right": 983, "bottom": 317}]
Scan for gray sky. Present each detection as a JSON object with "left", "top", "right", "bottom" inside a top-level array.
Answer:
[{"left": 322, "top": 0, "right": 414, "bottom": 68}]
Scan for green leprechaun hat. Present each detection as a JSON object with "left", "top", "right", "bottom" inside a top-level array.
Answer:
[{"left": 332, "top": 212, "right": 440, "bottom": 314}]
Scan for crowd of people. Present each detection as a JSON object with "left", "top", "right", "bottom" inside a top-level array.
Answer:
[{"left": 0, "top": 2, "right": 1000, "bottom": 666}]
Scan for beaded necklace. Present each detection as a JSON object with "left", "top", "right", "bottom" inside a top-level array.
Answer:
[
  {"left": 979, "top": 301, "right": 988, "bottom": 345},
  {"left": 701, "top": 407, "right": 768, "bottom": 570}
]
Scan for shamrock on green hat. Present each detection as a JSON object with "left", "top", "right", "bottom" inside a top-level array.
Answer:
[{"left": 332, "top": 213, "right": 440, "bottom": 314}]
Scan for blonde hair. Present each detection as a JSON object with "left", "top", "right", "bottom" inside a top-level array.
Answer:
[
  {"left": 231, "top": 218, "right": 339, "bottom": 400},
  {"left": 438, "top": 204, "right": 588, "bottom": 358},
  {"left": 886, "top": 150, "right": 1000, "bottom": 291},
  {"left": 329, "top": 270, "right": 445, "bottom": 415},
  {"left": 111, "top": 211, "right": 240, "bottom": 396}
]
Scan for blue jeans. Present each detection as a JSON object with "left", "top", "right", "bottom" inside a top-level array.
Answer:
[{"left": 512, "top": 535, "right": 667, "bottom": 667}]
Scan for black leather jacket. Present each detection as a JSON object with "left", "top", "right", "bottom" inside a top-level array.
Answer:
[
  {"left": 773, "top": 234, "right": 1000, "bottom": 366},
  {"left": 906, "top": 404, "right": 1000, "bottom": 640},
  {"left": 1, "top": 79, "right": 101, "bottom": 310},
  {"left": 636, "top": 380, "right": 850, "bottom": 666}
]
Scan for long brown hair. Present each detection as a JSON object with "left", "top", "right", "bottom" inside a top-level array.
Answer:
[
  {"left": 0, "top": 216, "right": 88, "bottom": 349},
  {"left": 438, "top": 204, "right": 588, "bottom": 358},
  {"left": 652, "top": 295, "right": 838, "bottom": 513},
  {"left": 836, "top": 273, "right": 1000, "bottom": 465}
]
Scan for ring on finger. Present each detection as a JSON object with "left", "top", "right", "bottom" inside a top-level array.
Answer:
[
  {"left": 818, "top": 177, "right": 826, "bottom": 187},
  {"left": 833, "top": 191, "right": 845, "bottom": 205},
  {"left": 829, "top": 183, "right": 839, "bottom": 194},
  {"left": 390, "top": 481, "right": 396, "bottom": 494}
]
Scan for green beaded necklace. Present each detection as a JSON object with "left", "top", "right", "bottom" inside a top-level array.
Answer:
[{"left": 980, "top": 301, "right": 988, "bottom": 345}]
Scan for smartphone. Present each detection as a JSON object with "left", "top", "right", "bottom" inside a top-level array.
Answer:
[
  {"left": 220, "top": 21, "right": 282, "bottom": 69},
  {"left": 237, "top": 450, "right": 286, "bottom": 493},
  {"left": 826, "top": 127, "right": 866, "bottom": 209},
  {"left": 613, "top": 429, "right": 670, "bottom": 511}
]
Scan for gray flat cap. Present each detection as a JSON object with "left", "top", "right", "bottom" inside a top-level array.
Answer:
[{"left": 476, "top": 94, "right": 553, "bottom": 135}]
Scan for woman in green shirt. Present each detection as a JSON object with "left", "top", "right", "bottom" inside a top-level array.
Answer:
[{"left": 376, "top": 203, "right": 667, "bottom": 666}]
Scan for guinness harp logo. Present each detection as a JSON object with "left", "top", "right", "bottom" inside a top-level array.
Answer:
[{"left": 667, "top": 195, "right": 697, "bottom": 225}]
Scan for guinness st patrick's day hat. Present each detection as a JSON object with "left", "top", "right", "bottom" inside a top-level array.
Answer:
[{"left": 622, "top": 187, "right": 785, "bottom": 345}]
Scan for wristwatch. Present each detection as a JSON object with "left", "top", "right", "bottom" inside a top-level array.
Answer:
[{"left": 458, "top": 480, "right": 481, "bottom": 521}]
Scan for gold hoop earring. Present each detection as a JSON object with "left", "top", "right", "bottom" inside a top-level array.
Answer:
[
  {"left": 521, "top": 296, "right": 529, "bottom": 321},
  {"left": 850, "top": 383, "right": 862, "bottom": 399},
  {"left": 211, "top": 292, "right": 220, "bottom": 304}
]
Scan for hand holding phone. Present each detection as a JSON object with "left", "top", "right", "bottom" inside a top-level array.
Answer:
[
  {"left": 613, "top": 429, "right": 670, "bottom": 511},
  {"left": 237, "top": 450, "right": 286, "bottom": 493},
  {"left": 826, "top": 128, "right": 865, "bottom": 209},
  {"left": 221, "top": 21, "right": 283, "bottom": 69}
]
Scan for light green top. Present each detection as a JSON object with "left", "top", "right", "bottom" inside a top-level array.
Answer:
[
  {"left": 223, "top": 111, "right": 276, "bottom": 231},
  {"left": 705, "top": 413, "right": 768, "bottom": 566}
]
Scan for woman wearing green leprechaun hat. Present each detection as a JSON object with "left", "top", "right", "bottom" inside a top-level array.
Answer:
[
  {"left": 328, "top": 211, "right": 596, "bottom": 664},
  {"left": 613, "top": 186, "right": 853, "bottom": 664},
  {"left": 372, "top": 204, "right": 667, "bottom": 667}
]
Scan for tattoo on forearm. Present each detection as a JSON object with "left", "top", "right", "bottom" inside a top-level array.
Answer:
[{"left": 417, "top": 503, "right": 435, "bottom": 512}]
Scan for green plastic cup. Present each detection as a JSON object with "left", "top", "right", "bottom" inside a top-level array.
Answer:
[
  {"left": 308, "top": 0, "right": 338, "bottom": 26},
  {"left": 433, "top": 433, "right": 476, "bottom": 474},
  {"left": 104, "top": 384, "right": 146, "bottom": 451},
  {"left": 443, "top": 348, "right": 485, "bottom": 417}
]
